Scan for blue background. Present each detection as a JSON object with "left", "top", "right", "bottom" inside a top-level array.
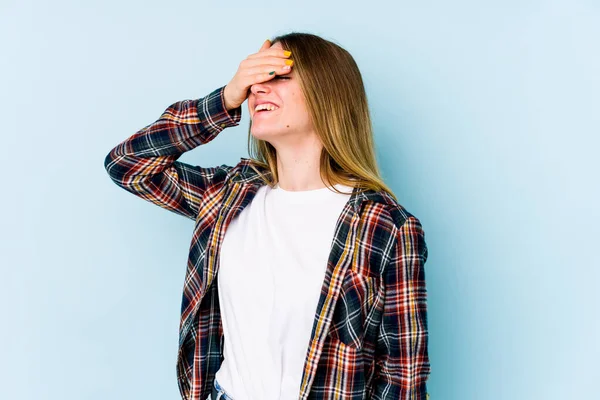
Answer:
[{"left": 1, "top": 0, "right": 598, "bottom": 399}]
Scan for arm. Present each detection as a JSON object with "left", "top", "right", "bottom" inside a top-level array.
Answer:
[
  {"left": 372, "top": 216, "right": 430, "bottom": 400},
  {"left": 104, "top": 85, "right": 241, "bottom": 220}
]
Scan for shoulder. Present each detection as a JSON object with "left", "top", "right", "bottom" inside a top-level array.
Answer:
[{"left": 359, "top": 189, "right": 421, "bottom": 233}]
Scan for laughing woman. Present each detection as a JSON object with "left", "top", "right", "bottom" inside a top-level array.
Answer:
[{"left": 104, "top": 32, "right": 430, "bottom": 400}]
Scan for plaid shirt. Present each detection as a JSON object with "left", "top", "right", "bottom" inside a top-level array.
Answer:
[{"left": 104, "top": 85, "right": 431, "bottom": 400}]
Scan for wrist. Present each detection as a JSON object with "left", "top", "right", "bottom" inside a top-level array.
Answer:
[{"left": 223, "top": 86, "right": 235, "bottom": 111}]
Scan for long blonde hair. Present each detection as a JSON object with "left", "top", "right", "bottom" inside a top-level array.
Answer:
[{"left": 247, "top": 32, "right": 398, "bottom": 202}]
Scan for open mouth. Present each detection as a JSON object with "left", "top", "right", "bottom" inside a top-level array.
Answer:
[
  {"left": 255, "top": 108, "right": 279, "bottom": 116},
  {"left": 254, "top": 102, "right": 280, "bottom": 113}
]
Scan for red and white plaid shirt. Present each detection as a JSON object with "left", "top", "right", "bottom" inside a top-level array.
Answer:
[{"left": 104, "top": 85, "right": 431, "bottom": 400}]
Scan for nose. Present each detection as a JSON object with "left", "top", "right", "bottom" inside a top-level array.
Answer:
[{"left": 250, "top": 81, "right": 272, "bottom": 95}]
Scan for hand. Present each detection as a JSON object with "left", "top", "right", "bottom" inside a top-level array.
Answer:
[{"left": 223, "top": 39, "right": 293, "bottom": 110}]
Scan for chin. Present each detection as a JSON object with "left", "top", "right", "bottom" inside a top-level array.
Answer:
[
  {"left": 249, "top": 128, "right": 273, "bottom": 142},
  {"left": 249, "top": 124, "right": 278, "bottom": 140}
]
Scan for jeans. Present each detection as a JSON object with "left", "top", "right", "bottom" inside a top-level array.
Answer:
[{"left": 208, "top": 378, "right": 234, "bottom": 400}]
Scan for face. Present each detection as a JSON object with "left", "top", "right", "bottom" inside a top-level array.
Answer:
[{"left": 247, "top": 42, "right": 315, "bottom": 145}]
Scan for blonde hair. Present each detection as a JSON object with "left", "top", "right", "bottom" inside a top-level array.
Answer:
[{"left": 246, "top": 32, "right": 398, "bottom": 202}]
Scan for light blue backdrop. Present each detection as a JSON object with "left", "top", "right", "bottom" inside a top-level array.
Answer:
[{"left": 1, "top": 1, "right": 598, "bottom": 399}]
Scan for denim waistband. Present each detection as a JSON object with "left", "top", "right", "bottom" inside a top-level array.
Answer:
[{"left": 210, "top": 378, "right": 234, "bottom": 400}]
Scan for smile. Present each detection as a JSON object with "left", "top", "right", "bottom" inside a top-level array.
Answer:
[
  {"left": 254, "top": 103, "right": 279, "bottom": 112},
  {"left": 254, "top": 108, "right": 280, "bottom": 117}
]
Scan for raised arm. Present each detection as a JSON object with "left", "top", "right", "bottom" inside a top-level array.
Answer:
[
  {"left": 105, "top": 39, "right": 295, "bottom": 221},
  {"left": 104, "top": 85, "right": 241, "bottom": 220}
]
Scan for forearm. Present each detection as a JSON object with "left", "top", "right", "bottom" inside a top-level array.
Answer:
[
  {"left": 104, "top": 85, "right": 242, "bottom": 219},
  {"left": 105, "top": 85, "right": 240, "bottom": 164}
]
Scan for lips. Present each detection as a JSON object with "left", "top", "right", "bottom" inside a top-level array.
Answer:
[
  {"left": 254, "top": 108, "right": 279, "bottom": 117},
  {"left": 255, "top": 101, "right": 279, "bottom": 108},
  {"left": 255, "top": 103, "right": 279, "bottom": 111},
  {"left": 253, "top": 104, "right": 280, "bottom": 118}
]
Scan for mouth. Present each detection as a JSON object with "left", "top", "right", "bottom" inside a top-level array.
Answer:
[{"left": 254, "top": 108, "right": 280, "bottom": 117}]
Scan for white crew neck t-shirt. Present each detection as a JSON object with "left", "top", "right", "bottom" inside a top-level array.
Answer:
[{"left": 214, "top": 182, "right": 354, "bottom": 400}]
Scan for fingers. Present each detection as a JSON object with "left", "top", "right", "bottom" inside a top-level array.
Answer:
[
  {"left": 243, "top": 56, "right": 293, "bottom": 69},
  {"left": 247, "top": 46, "right": 291, "bottom": 60},
  {"left": 259, "top": 39, "right": 271, "bottom": 52},
  {"left": 238, "top": 52, "right": 294, "bottom": 86},
  {"left": 245, "top": 63, "right": 292, "bottom": 79},
  {"left": 226, "top": 40, "right": 290, "bottom": 109},
  {"left": 233, "top": 40, "right": 293, "bottom": 91}
]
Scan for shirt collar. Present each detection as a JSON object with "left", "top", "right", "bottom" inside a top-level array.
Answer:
[{"left": 230, "top": 158, "right": 392, "bottom": 214}]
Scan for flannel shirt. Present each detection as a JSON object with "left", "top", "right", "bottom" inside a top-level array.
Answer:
[{"left": 104, "top": 85, "right": 431, "bottom": 400}]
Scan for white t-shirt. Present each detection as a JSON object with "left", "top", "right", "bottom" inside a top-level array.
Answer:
[{"left": 214, "top": 182, "right": 354, "bottom": 400}]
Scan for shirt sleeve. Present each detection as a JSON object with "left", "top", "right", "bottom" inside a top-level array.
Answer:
[
  {"left": 104, "top": 85, "right": 242, "bottom": 220},
  {"left": 372, "top": 215, "right": 431, "bottom": 400}
]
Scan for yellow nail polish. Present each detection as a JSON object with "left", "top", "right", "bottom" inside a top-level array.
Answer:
[
  {"left": 285, "top": 59, "right": 294, "bottom": 66},
  {"left": 284, "top": 50, "right": 292, "bottom": 57}
]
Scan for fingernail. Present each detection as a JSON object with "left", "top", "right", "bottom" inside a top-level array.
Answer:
[
  {"left": 269, "top": 71, "right": 275, "bottom": 75},
  {"left": 285, "top": 59, "right": 294, "bottom": 66},
  {"left": 284, "top": 50, "right": 292, "bottom": 57}
]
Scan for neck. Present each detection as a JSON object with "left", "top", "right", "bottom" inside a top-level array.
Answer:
[{"left": 274, "top": 135, "right": 325, "bottom": 192}]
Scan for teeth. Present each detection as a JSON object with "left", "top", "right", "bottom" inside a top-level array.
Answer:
[{"left": 255, "top": 103, "right": 279, "bottom": 112}]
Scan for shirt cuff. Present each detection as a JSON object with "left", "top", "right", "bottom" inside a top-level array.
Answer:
[{"left": 197, "top": 85, "right": 243, "bottom": 129}]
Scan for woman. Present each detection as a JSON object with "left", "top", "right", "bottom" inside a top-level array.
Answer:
[{"left": 104, "top": 32, "right": 430, "bottom": 400}]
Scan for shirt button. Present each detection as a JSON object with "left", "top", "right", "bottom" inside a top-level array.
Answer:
[{"left": 220, "top": 123, "right": 226, "bottom": 128}]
